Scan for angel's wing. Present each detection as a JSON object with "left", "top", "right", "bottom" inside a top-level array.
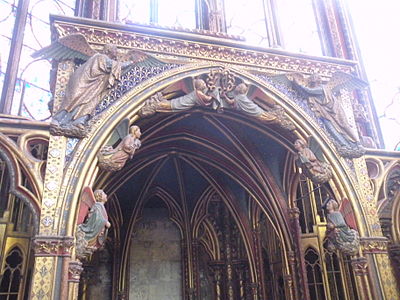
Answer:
[
  {"left": 105, "top": 118, "right": 130, "bottom": 147},
  {"left": 269, "top": 72, "right": 306, "bottom": 87},
  {"left": 77, "top": 186, "right": 96, "bottom": 224},
  {"left": 125, "top": 49, "right": 166, "bottom": 68},
  {"left": 32, "top": 33, "right": 97, "bottom": 61},
  {"left": 308, "top": 136, "right": 326, "bottom": 163},
  {"left": 326, "top": 71, "right": 368, "bottom": 94},
  {"left": 339, "top": 198, "right": 358, "bottom": 230}
]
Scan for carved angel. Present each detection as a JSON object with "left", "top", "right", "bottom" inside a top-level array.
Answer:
[
  {"left": 272, "top": 72, "right": 368, "bottom": 158},
  {"left": 76, "top": 187, "right": 110, "bottom": 260},
  {"left": 139, "top": 78, "right": 216, "bottom": 117},
  {"left": 223, "top": 83, "right": 277, "bottom": 123},
  {"left": 323, "top": 198, "right": 359, "bottom": 255},
  {"left": 97, "top": 119, "right": 141, "bottom": 172},
  {"left": 33, "top": 33, "right": 164, "bottom": 138},
  {"left": 294, "top": 137, "right": 332, "bottom": 184}
]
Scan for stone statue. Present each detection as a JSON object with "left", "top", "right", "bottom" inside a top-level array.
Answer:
[
  {"left": 160, "top": 78, "right": 215, "bottom": 111},
  {"left": 324, "top": 198, "right": 359, "bottom": 255},
  {"left": 139, "top": 70, "right": 296, "bottom": 131},
  {"left": 222, "top": 83, "right": 277, "bottom": 123},
  {"left": 294, "top": 138, "right": 332, "bottom": 184},
  {"left": 97, "top": 119, "right": 141, "bottom": 172},
  {"left": 271, "top": 72, "right": 368, "bottom": 158},
  {"left": 33, "top": 33, "right": 164, "bottom": 138},
  {"left": 76, "top": 187, "right": 110, "bottom": 260}
]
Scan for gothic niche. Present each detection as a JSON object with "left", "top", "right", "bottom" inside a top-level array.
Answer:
[
  {"left": 129, "top": 200, "right": 182, "bottom": 299},
  {"left": 196, "top": 194, "right": 251, "bottom": 300}
]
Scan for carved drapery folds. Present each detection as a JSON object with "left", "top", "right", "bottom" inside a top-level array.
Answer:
[
  {"left": 97, "top": 120, "right": 141, "bottom": 172},
  {"left": 294, "top": 138, "right": 332, "bottom": 184},
  {"left": 33, "top": 34, "right": 166, "bottom": 138},
  {"left": 270, "top": 72, "right": 367, "bottom": 158},
  {"left": 324, "top": 198, "right": 360, "bottom": 255},
  {"left": 139, "top": 68, "right": 295, "bottom": 132},
  {"left": 75, "top": 187, "right": 110, "bottom": 261}
]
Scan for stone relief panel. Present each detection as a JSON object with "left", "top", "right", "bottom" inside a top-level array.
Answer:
[{"left": 129, "top": 207, "right": 182, "bottom": 300}]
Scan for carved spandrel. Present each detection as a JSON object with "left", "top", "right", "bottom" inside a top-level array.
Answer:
[
  {"left": 139, "top": 68, "right": 296, "bottom": 132},
  {"left": 33, "top": 34, "right": 167, "bottom": 138}
]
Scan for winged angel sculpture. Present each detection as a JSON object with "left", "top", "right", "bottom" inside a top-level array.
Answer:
[
  {"left": 76, "top": 187, "right": 110, "bottom": 260},
  {"left": 271, "top": 72, "right": 368, "bottom": 158},
  {"left": 294, "top": 137, "right": 332, "bottom": 184},
  {"left": 324, "top": 198, "right": 360, "bottom": 255},
  {"left": 33, "top": 33, "right": 164, "bottom": 138},
  {"left": 97, "top": 119, "right": 141, "bottom": 172}
]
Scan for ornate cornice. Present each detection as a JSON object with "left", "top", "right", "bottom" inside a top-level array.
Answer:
[
  {"left": 360, "top": 237, "right": 389, "bottom": 254},
  {"left": 51, "top": 15, "right": 355, "bottom": 77},
  {"left": 33, "top": 235, "right": 74, "bottom": 257}
]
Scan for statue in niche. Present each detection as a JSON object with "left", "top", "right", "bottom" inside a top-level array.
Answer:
[
  {"left": 294, "top": 138, "right": 332, "bottom": 184},
  {"left": 33, "top": 33, "right": 164, "bottom": 138},
  {"left": 76, "top": 187, "right": 110, "bottom": 260},
  {"left": 139, "top": 68, "right": 296, "bottom": 131},
  {"left": 271, "top": 72, "right": 368, "bottom": 158},
  {"left": 323, "top": 198, "right": 359, "bottom": 255},
  {"left": 97, "top": 119, "right": 141, "bottom": 172}
]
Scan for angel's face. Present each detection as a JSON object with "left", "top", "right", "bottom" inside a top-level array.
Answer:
[
  {"left": 294, "top": 139, "right": 305, "bottom": 150},
  {"left": 131, "top": 126, "right": 141, "bottom": 138}
]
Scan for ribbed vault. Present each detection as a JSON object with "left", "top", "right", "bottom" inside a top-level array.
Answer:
[{"left": 93, "top": 107, "right": 296, "bottom": 295}]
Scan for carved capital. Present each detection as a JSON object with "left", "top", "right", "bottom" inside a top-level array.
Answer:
[
  {"left": 68, "top": 261, "right": 83, "bottom": 283},
  {"left": 288, "top": 207, "right": 300, "bottom": 220},
  {"left": 33, "top": 236, "right": 74, "bottom": 257},
  {"left": 360, "top": 237, "right": 388, "bottom": 254},
  {"left": 351, "top": 257, "right": 369, "bottom": 276}
]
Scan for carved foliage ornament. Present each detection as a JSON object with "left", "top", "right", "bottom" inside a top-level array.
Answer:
[{"left": 33, "top": 236, "right": 74, "bottom": 257}]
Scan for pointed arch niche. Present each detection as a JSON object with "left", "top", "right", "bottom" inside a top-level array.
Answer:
[{"left": 55, "top": 65, "right": 374, "bottom": 299}]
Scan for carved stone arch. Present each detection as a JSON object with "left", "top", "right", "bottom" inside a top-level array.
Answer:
[
  {"left": 59, "top": 64, "right": 370, "bottom": 257},
  {"left": 0, "top": 136, "right": 40, "bottom": 232}
]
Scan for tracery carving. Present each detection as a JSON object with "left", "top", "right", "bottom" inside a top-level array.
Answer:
[{"left": 33, "top": 236, "right": 74, "bottom": 256}]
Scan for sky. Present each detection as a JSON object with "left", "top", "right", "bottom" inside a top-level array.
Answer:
[{"left": 348, "top": 0, "right": 400, "bottom": 150}]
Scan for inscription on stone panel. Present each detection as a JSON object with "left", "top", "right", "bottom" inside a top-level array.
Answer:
[{"left": 130, "top": 208, "right": 182, "bottom": 300}]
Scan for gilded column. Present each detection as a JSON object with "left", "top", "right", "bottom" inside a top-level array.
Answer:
[
  {"left": 31, "top": 236, "right": 74, "bottom": 299},
  {"left": 29, "top": 60, "right": 75, "bottom": 300},
  {"left": 353, "top": 158, "right": 400, "bottom": 299}
]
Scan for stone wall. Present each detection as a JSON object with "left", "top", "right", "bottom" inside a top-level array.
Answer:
[{"left": 129, "top": 207, "right": 182, "bottom": 299}]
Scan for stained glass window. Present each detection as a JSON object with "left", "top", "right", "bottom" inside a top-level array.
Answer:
[
  {"left": 1, "top": 0, "right": 75, "bottom": 120},
  {"left": 120, "top": 0, "right": 195, "bottom": 29},
  {"left": 225, "top": 0, "right": 269, "bottom": 46},
  {"left": 275, "top": 0, "right": 322, "bottom": 55}
]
